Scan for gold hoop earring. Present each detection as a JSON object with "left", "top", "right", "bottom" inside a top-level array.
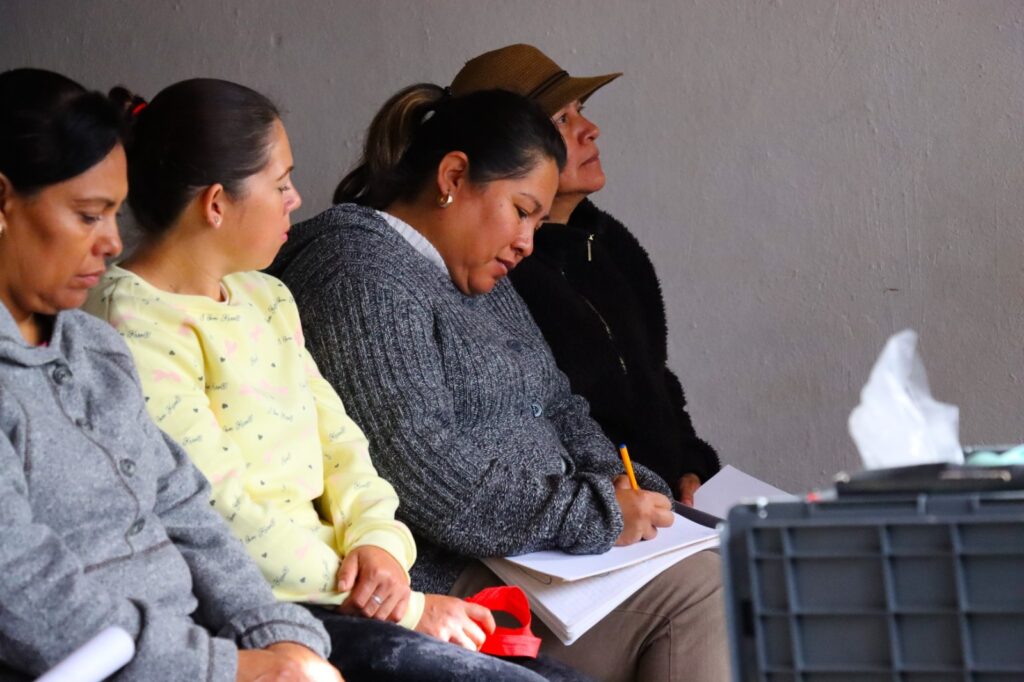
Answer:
[{"left": 437, "top": 191, "right": 454, "bottom": 208}]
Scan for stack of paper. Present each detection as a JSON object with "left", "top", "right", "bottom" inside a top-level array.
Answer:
[
  {"left": 483, "top": 513, "right": 718, "bottom": 645},
  {"left": 484, "top": 465, "right": 792, "bottom": 645}
]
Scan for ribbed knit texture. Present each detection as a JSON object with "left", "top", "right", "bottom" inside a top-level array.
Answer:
[{"left": 268, "top": 203, "right": 671, "bottom": 595}]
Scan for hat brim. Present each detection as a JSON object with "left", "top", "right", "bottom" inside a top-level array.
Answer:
[{"left": 534, "top": 72, "right": 622, "bottom": 117}]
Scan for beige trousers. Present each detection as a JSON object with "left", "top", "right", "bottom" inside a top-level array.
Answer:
[{"left": 450, "top": 550, "right": 731, "bottom": 682}]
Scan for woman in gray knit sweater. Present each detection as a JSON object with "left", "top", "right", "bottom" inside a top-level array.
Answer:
[{"left": 268, "top": 85, "right": 729, "bottom": 681}]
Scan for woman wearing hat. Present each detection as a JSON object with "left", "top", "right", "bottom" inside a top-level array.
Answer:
[{"left": 451, "top": 45, "right": 721, "bottom": 507}]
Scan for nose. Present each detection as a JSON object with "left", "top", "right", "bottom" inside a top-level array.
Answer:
[
  {"left": 287, "top": 186, "right": 303, "bottom": 215},
  {"left": 580, "top": 113, "right": 600, "bottom": 143},
  {"left": 513, "top": 224, "right": 535, "bottom": 260},
  {"left": 97, "top": 217, "right": 123, "bottom": 260}
]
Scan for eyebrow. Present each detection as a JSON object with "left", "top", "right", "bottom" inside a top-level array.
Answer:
[
  {"left": 276, "top": 165, "right": 295, "bottom": 182},
  {"left": 518, "top": 193, "right": 549, "bottom": 221},
  {"left": 72, "top": 197, "right": 118, "bottom": 209}
]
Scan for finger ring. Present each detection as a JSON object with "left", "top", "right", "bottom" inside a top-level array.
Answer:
[{"left": 371, "top": 594, "right": 383, "bottom": 605}]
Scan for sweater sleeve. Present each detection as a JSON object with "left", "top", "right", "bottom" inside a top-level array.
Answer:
[
  {"left": 105, "top": 296, "right": 342, "bottom": 604},
  {"left": 147, "top": 423, "right": 331, "bottom": 657},
  {"left": 496, "top": 286, "right": 674, "bottom": 498},
  {"left": 302, "top": 276, "right": 624, "bottom": 558},
  {"left": 0, "top": 429, "right": 150, "bottom": 678},
  {"left": 294, "top": 308, "right": 425, "bottom": 628}
]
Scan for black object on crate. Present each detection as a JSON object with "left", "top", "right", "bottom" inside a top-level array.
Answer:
[
  {"left": 835, "top": 463, "right": 1024, "bottom": 496},
  {"left": 722, "top": 493, "right": 1024, "bottom": 681}
]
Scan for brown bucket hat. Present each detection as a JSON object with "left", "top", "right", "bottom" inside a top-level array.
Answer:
[{"left": 450, "top": 44, "right": 621, "bottom": 117}]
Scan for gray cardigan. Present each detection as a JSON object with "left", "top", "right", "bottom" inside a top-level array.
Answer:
[
  {"left": 268, "top": 204, "right": 670, "bottom": 595},
  {"left": 0, "top": 305, "right": 329, "bottom": 681}
]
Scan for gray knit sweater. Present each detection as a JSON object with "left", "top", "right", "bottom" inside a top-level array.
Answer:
[
  {"left": 268, "top": 203, "right": 670, "bottom": 595},
  {"left": 0, "top": 305, "right": 329, "bottom": 681}
]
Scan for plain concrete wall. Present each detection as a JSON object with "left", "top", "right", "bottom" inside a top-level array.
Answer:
[{"left": 4, "top": 0, "right": 1022, "bottom": 492}]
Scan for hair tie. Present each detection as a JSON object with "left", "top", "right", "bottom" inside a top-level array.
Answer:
[
  {"left": 131, "top": 102, "right": 147, "bottom": 117},
  {"left": 442, "top": 85, "right": 453, "bottom": 99}
]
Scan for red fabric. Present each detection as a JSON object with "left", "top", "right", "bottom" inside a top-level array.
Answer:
[{"left": 465, "top": 586, "right": 542, "bottom": 658}]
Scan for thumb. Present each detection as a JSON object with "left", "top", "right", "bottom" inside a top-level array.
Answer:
[
  {"left": 465, "top": 602, "right": 496, "bottom": 634},
  {"left": 336, "top": 552, "right": 360, "bottom": 592},
  {"left": 613, "top": 474, "right": 633, "bottom": 490}
]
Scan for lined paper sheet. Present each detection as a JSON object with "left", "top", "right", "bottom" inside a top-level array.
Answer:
[
  {"left": 501, "top": 512, "right": 717, "bottom": 581},
  {"left": 484, "top": 536, "right": 719, "bottom": 644}
]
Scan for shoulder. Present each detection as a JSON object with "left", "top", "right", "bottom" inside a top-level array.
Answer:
[{"left": 62, "top": 308, "right": 132, "bottom": 355}]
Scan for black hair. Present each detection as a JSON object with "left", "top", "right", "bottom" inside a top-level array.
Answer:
[
  {"left": 334, "top": 85, "right": 566, "bottom": 208},
  {"left": 0, "top": 68, "right": 125, "bottom": 195},
  {"left": 114, "top": 78, "right": 280, "bottom": 235}
]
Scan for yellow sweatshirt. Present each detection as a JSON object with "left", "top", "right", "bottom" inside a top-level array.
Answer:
[{"left": 84, "top": 266, "right": 424, "bottom": 628}]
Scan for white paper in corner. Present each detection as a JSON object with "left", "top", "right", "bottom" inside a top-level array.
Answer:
[{"left": 693, "top": 465, "right": 794, "bottom": 520}]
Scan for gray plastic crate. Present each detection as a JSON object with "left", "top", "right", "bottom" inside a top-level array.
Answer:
[{"left": 721, "top": 493, "right": 1024, "bottom": 681}]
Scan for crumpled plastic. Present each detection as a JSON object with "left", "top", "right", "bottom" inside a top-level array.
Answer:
[{"left": 848, "top": 329, "right": 963, "bottom": 469}]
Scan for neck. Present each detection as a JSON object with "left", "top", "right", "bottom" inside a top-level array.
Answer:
[
  {"left": 122, "top": 224, "right": 228, "bottom": 301},
  {"left": 547, "top": 192, "right": 586, "bottom": 225},
  {"left": 0, "top": 288, "right": 45, "bottom": 345},
  {"left": 385, "top": 200, "right": 445, "bottom": 253}
]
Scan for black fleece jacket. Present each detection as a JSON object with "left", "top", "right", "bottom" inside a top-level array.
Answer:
[{"left": 509, "top": 199, "right": 721, "bottom": 491}]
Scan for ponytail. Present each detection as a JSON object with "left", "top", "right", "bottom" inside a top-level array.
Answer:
[
  {"left": 334, "top": 83, "right": 446, "bottom": 206},
  {"left": 334, "top": 85, "right": 565, "bottom": 209}
]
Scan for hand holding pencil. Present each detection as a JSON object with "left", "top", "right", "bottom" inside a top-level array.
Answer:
[{"left": 613, "top": 444, "right": 674, "bottom": 546}]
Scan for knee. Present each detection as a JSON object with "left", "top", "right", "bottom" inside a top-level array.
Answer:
[{"left": 658, "top": 550, "right": 724, "bottom": 601}]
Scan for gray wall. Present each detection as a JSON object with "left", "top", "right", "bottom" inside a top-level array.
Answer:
[{"left": 4, "top": 0, "right": 1023, "bottom": 492}]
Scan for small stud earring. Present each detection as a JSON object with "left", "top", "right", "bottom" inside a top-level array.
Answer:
[
  {"left": 213, "top": 216, "right": 221, "bottom": 226},
  {"left": 437, "top": 190, "right": 454, "bottom": 208}
]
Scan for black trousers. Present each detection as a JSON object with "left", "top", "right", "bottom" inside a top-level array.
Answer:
[{"left": 307, "top": 606, "right": 593, "bottom": 682}]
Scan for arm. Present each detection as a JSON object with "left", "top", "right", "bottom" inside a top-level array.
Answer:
[
  {"left": 599, "top": 207, "right": 721, "bottom": 483},
  {"left": 149, "top": 423, "right": 330, "bottom": 657},
  {"left": 112, "top": 304, "right": 342, "bottom": 603},
  {"left": 300, "top": 277, "right": 623, "bottom": 558},
  {"left": 0, "top": 427, "right": 251, "bottom": 679},
  {"left": 299, "top": 314, "right": 425, "bottom": 629},
  {"left": 497, "top": 282, "right": 673, "bottom": 496}
]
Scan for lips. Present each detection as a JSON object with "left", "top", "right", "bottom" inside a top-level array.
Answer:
[
  {"left": 72, "top": 270, "right": 105, "bottom": 287},
  {"left": 496, "top": 258, "right": 517, "bottom": 277},
  {"left": 582, "top": 153, "right": 601, "bottom": 166}
]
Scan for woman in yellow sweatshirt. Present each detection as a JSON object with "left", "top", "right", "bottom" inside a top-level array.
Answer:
[{"left": 85, "top": 79, "right": 578, "bottom": 682}]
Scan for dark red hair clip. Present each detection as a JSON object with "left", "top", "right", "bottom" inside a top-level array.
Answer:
[{"left": 131, "top": 102, "right": 147, "bottom": 117}]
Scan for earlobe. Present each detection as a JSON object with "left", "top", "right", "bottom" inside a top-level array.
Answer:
[
  {"left": 200, "top": 184, "right": 226, "bottom": 228},
  {"left": 0, "top": 172, "right": 11, "bottom": 220},
  {"left": 436, "top": 151, "right": 470, "bottom": 198}
]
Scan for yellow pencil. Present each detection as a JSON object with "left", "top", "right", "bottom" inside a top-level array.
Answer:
[{"left": 618, "top": 444, "right": 640, "bottom": 491}]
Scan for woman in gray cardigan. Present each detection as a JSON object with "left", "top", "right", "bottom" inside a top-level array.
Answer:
[
  {"left": 268, "top": 85, "right": 730, "bottom": 682},
  {"left": 0, "top": 68, "right": 338, "bottom": 682}
]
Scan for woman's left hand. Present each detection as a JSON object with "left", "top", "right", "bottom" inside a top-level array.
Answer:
[
  {"left": 676, "top": 474, "right": 702, "bottom": 506},
  {"left": 336, "top": 545, "right": 411, "bottom": 623}
]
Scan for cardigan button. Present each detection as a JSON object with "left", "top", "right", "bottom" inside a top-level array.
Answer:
[
  {"left": 128, "top": 518, "right": 145, "bottom": 536},
  {"left": 506, "top": 339, "right": 523, "bottom": 352},
  {"left": 74, "top": 417, "right": 92, "bottom": 431},
  {"left": 52, "top": 366, "right": 73, "bottom": 385},
  {"left": 530, "top": 402, "right": 543, "bottom": 418},
  {"left": 119, "top": 458, "right": 136, "bottom": 477}
]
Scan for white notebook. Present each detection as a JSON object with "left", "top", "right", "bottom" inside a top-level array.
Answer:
[
  {"left": 483, "top": 466, "right": 790, "bottom": 645},
  {"left": 483, "top": 513, "right": 719, "bottom": 644}
]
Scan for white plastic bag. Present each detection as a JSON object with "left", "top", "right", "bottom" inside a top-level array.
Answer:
[{"left": 848, "top": 329, "right": 962, "bottom": 469}]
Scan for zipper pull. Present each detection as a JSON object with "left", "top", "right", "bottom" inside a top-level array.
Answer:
[{"left": 586, "top": 234, "right": 594, "bottom": 262}]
